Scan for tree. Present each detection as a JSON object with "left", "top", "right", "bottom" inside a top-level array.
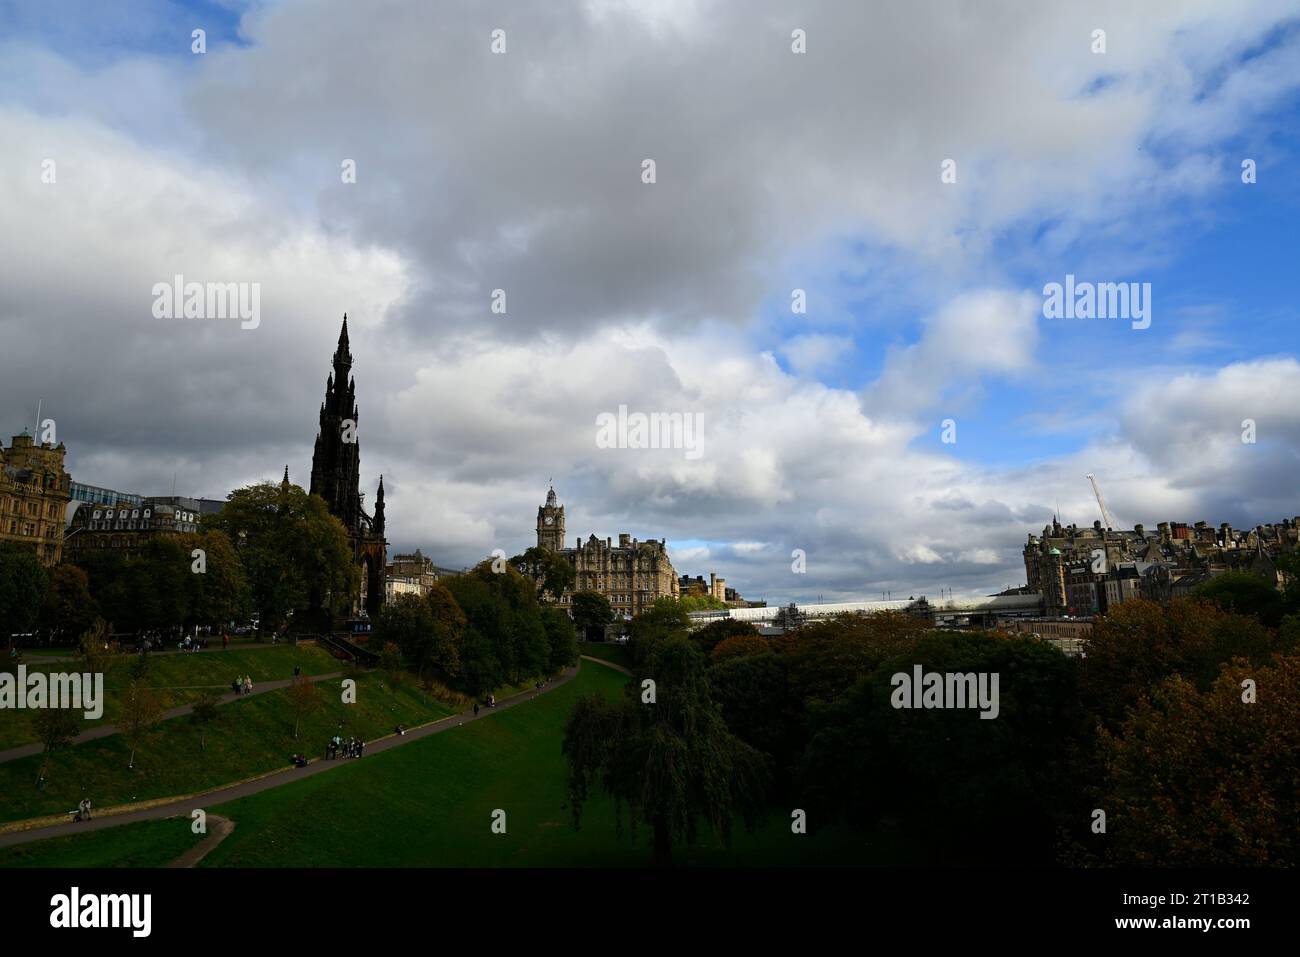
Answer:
[
  {"left": 32, "top": 707, "right": 81, "bottom": 787},
  {"left": 798, "top": 631, "right": 1084, "bottom": 865},
  {"left": 562, "top": 637, "right": 770, "bottom": 866},
  {"left": 444, "top": 562, "right": 553, "bottom": 689},
  {"left": 377, "top": 594, "right": 434, "bottom": 669},
  {"left": 179, "top": 529, "right": 249, "bottom": 630},
  {"left": 0, "top": 541, "right": 49, "bottom": 635},
  {"left": 511, "top": 546, "right": 576, "bottom": 601},
  {"left": 77, "top": 618, "right": 116, "bottom": 677},
  {"left": 679, "top": 593, "right": 727, "bottom": 613},
  {"left": 1192, "top": 571, "right": 1285, "bottom": 627},
  {"left": 39, "top": 564, "right": 97, "bottom": 644},
  {"left": 691, "top": 617, "right": 759, "bottom": 656},
  {"left": 119, "top": 677, "right": 164, "bottom": 769},
  {"left": 378, "top": 587, "right": 466, "bottom": 682},
  {"left": 424, "top": 582, "right": 466, "bottom": 679},
  {"left": 379, "top": 641, "right": 405, "bottom": 685},
  {"left": 286, "top": 675, "right": 324, "bottom": 740},
  {"left": 627, "top": 596, "right": 690, "bottom": 667},
  {"left": 780, "top": 611, "right": 928, "bottom": 706},
  {"left": 208, "top": 482, "right": 358, "bottom": 634},
  {"left": 542, "top": 605, "right": 578, "bottom": 671},
  {"left": 1096, "top": 655, "right": 1300, "bottom": 866},
  {"left": 711, "top": 633, "right": 770, "bottom": 662},
  {"left": 1081, "top": 598, "right": 1281, "bottom": 731},
  {"left": 189, "top": 689, "right": 224, "bottom": 752},
  {"left": 570, "top": 590, "right": 613, "bottom": 641},
  {"left": 708, "top": 649, "right": 804, "bottom": 797}
]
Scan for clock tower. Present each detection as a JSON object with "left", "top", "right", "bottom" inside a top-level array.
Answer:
[{"left": 536, "top": 484, "right": 565, "bottom": 551}]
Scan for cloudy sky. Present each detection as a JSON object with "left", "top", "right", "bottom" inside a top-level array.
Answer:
[{"left": 2, "top": 0, "right": 1299, "bottom": 604}]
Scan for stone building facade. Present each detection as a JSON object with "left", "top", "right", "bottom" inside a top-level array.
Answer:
[
  {"left": 535, "top": 485, "right": 679, "bottom": 618},
  {"left": 0, "top": 431, "right": 72, "bottom": 565},
  {"left": 384, "top": 549, "right": 442, "bottom": 602},
  {"left": 309, "top": 316, "right": 387, "bottom": 617},
  {"left": 64, "top": 498, "right": 201, "bottom": 560},
  {"left": 1024, "top": 515, "right": 1298, "bottom": 615}
]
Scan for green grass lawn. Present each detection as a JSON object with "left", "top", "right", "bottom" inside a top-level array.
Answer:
[
  {"left": 0, "top": 673, "right": 454, "bottom": 824},
  {"left": 0, "top": 817, "right": 198, "bottom": 868},
  {"left": 0, "top": 645, "right": 342, "bottom": 750},
  {"left": 577, "top": 640, "right": 631, "bottom": 670},
  {"left": 201, "top": 660, "right": 887, "bottom": 867},
  {"left": 2, "top": 660, "right": 903, "bottom": 867}
]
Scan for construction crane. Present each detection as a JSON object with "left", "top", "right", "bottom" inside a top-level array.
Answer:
[{"left": 1085, "top": 473, "right": 1118, "bottom": 531}]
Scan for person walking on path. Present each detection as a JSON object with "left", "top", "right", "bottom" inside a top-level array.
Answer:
[
  {"left": 222, "top": 633, "right": 229, "bottom": 650},
  {"left": 473, "top": 703, "right": 479, "bottom": 717}
]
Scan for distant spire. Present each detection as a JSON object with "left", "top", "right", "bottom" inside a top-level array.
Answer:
[
  {"left": 282, "top": 465, "right": 290, "bottom": 491},
  {"left": 332, "top": 314, "right": 353, "bottom": 374}
]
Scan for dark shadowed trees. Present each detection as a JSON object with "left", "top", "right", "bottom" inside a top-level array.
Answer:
[{"left": 563, "top": 637, "right": 769, "bottom": 866}]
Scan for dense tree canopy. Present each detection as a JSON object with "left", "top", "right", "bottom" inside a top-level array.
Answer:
[
  {"left": 563, "top": 636, "right": 769, "bottom": 866},
  {"left": 206, "top": 482, "right": 357, "bottom": 633},
  {"left": 511, "top": 545, "right": 576, "bottom": 601},
  {"left": 570, "top": 590, "right": 613, "bottom": 641},
  {"left": 1096, "top": 655, "right": 1299, "bottom": 866},
  {"left": 0, "top": 541, "right": 49, "bottom": 635},
  {"left": 443, "top": 561, "right": 557, "bottom": 694}
]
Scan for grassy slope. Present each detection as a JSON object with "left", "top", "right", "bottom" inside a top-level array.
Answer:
[
  {"left": 0, "top": 645, "right": 342, "bottom": 749},
  {"left": 3, "top": 661, "right": 896, "bottom": 867},
  {"left": 0, "top": 818, "right": 196, "bottom": 869},
  {"left": 203, "top": 660, "right": 877, "bottom": 867},
  {"left": 0, "top": 673, "right": 454, "bottom": 823}
]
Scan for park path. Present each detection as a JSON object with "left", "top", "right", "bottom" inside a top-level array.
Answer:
[
  {"left": 0, "top": 671, "right": 344, "bottom": 765},
  {"left": 0, "top": 663, "right": 587, "bottom": 852},
  {"left": 166, "top": 814, "right": 234, "bottom": 868},
  {"left": 579, "top": 654, "right": 632, "bottom": 676}
]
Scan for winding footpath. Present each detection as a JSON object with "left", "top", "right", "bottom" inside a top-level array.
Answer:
[
  {"left": 0, "top": 671, "right": 344, "bottom": 765},
  {"left": 0, "top": 662, "right": 595, "bottom": 852}
]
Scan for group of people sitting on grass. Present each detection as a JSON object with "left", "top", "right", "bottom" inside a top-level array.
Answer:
[
  {"left": 69, "top": 798, "right": 92, "bottom": 822},
  {"left": 177, "top": 636, "right": 209, "bottom": 652},
  {"left": 325, "top": 735, "right": 364, "bottom": 760},
  {"left": 230, "top": 675, "right": 254, "bottom": 696}
]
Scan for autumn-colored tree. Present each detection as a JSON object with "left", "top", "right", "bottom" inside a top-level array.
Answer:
[
  {"left": 710, "top": 633, "right": 771, "bottom": 662},
  {"left": 779, "top": 611, "right": 929, "bottom": 706},
  {"left": 691, "top": 617, "right": 759, "bottom": 655},
  {"left": 1096, "top": 655, "right": 1300, "bottom": 866},
  {"left": 1080, "top": 598, "right": 1279, "bottom": 730},
  {"left": 119, "top": 677, "right": 164, "bottom": 769},
  {"left": 286, "top": 675, "right": 324, "bottom": 740},
  {"left": 77, "top": 618, "right": 117, "bottom": 677}
]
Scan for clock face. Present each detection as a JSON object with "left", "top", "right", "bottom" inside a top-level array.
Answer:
[{"left": 544, "top": 515, "right": 554, "bottom": 525}]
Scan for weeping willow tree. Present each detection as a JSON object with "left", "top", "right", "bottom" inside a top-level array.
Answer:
[{"left": 562, "top": 637, "right": 770, "bottom": 866}]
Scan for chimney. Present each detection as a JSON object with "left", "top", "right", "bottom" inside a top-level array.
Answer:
[{"left": 619, "top": 533, "right": 630, "bottom": 547}]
